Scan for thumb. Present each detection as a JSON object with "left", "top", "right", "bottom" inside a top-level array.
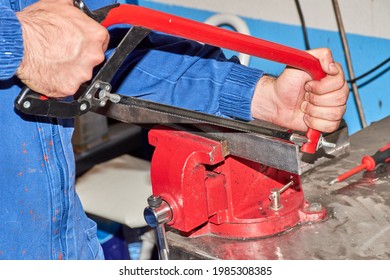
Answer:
[{"left": 307, "top": 48, "right": 339, "bottom": 76}]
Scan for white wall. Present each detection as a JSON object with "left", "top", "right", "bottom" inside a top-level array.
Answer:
[{"left": 148, "top": 0, "right": 390, "bottom": 39}]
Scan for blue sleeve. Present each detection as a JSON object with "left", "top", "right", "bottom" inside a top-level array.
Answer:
[
  {"left": 111, "top": 29, "right": 264, "bottom": 121},
  {"left": 0, "top": 6, "right": 23, "bottom": 80}
]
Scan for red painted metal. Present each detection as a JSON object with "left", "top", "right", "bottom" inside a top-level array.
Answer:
[
  {"left": 302, "top": 129, "right": 321, "bottom": 154},
  {"left": 148, "top": 126, "right": 326, "bottom": 238},
  {"left": 102, "top": 4, "right": 326, "bottom": 153}
]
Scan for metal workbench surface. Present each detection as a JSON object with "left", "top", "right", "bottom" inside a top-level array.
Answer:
[{"left": 167, "top": 116, "right": 390, "bottom": 260}]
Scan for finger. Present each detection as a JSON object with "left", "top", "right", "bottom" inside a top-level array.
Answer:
[
  {"left": 303, "top": 114, "right": 342, "bottom": 133},
  {"left": 306, "top": 48, "right": 338, "bottom": 75},
  {"left": 305, "top": 63, "right": 346, "bottom": 94},
  {"left": 304, "top": 82, "right": 349, "bottom": 107},
  {"left": 301, "top": 101, "right": 346, "bottom": 122}
]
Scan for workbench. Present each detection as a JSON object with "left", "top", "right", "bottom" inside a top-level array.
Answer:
[{"left": 167, "top": 116, "right": 390, "bottom": 260}]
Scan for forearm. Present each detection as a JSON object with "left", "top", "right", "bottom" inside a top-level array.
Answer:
[{"left": 0, "top": 6, "right": 23, "bottom": 80}]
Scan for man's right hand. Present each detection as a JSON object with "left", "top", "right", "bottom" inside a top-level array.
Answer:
[
  {"left": 15, "top": 0, "right": 109, "bottom": 98},
  {"left": 251, "top": 48, "right": 348, "bottom": 134}
]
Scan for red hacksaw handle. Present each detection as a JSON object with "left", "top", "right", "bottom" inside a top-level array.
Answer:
[{"left": 102, "top": 4, "right": 326, "bottom": 153}]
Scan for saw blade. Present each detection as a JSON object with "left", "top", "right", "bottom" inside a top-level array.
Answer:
[{"left": 93, "top": 95, "right": 305, "bottom": 174}]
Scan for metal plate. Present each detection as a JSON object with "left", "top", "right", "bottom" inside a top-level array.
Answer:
[{"left": 94, "top": 99, "right": 302, "bottom": 173}]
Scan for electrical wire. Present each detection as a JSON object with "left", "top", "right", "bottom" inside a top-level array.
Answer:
[
  {"left": 332, "top": 0, "right": 367, "bottom": 128},
  {"left": 348, "top": 57, "right": 390, "bottom": 84},
  {"left": 294, "top": 0, "right": 311, "bottom": 50},
  {"left": 294, "top": 0, "right": 390, "bottom": 86}
]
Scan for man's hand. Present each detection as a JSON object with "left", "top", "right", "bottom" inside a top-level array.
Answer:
[
  {"left": 251, "top": 48, "right": 349, "bottom": 133},
  {"left": 16, "top": 0, "right": 109, "bottom": 98}
]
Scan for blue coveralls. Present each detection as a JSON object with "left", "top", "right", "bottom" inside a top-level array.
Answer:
[{"left": 0, "top": 0, "right": 263, "bottom": 259}]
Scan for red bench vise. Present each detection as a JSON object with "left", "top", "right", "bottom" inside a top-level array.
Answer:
[{"left": 144, "top": 125, "right": 327, "bottom": 258}]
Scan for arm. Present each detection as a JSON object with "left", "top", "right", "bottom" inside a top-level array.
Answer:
[
  {"left": 5, "top": 0, "right": 348, "bottom": 133},
  {"left": 2, "top": 0, "right": 259, "bottom": 121},
  {"left": 112, "top": 30, "right": 348, "bottom": 132}
]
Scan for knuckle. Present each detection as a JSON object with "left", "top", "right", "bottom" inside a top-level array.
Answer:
[
  {"left": 66, "top": 83, "right": 81, "bottom": 95},
  {"left": 328, "top": 111, "right": 340, "bottom": 121},
  {"left": 323, "top": 48, "right": 331, "bottom": 55},
  {"left": 86, "top": 48, "right": 105, "bottom": 65},
  {"left": 96, "top": 52, "right": 106, "bottom": 64},
  {"left": 339, "top": 104, "right": 347, "bottom": 115},
  {"left": 342, "top": 81, "right": 350, "bottom": 95},
  {"left": 80, "top": 70, "right": 93, "bottom": 82},
  {"left": 327, "top": 106, "right": 345, "bottom": 121},
  {"left": 96, "top": 26, "right": 109, "bottom": 42},
  {"left": 336, "top": 76, "right": 346, "bottom": 89},
  {"left": 90, "top": 52, "right": 105, "bottom": 65},
  {"left": 336, "top": 93, "right": 347, "bottom": 105}
]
